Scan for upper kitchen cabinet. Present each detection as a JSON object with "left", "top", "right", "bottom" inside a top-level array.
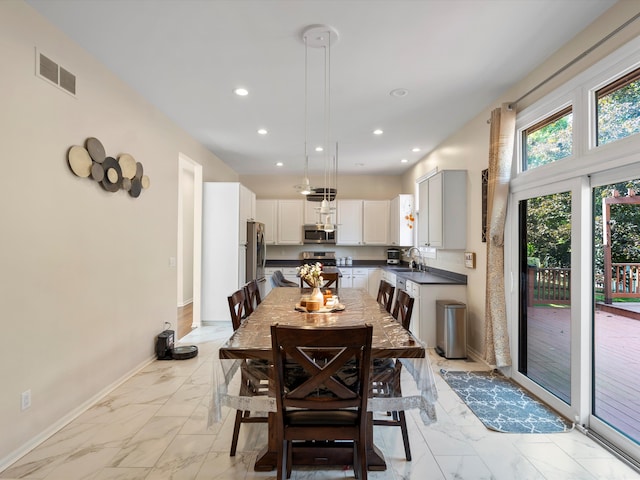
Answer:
[
  {"left": 278, "top": 200, "right": 304, "bottom": 244},
  {"left": 417, "top": 170, "right": 466, "bottom": 249},
  {"left": 389, "top": 194, "right": 414, "bottom": 247},
  {"left": 363, "top": 200, "right": 389, "bottom": 245},
  {"left": 336, "top": 200, "right": 363, "bottom": 245},
  {"left": 255, "top": 199, "right": 304, "bottom": 245},
  {"left": 255, "top": 199, "right": 277, "bottom": 244},
  {"left": 336, "top": 200, "right": 389, "bottom": 245}
]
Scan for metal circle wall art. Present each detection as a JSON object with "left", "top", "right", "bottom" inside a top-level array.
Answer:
[{"left": 67, "top": 137, "right": 150, "bottom": 198}]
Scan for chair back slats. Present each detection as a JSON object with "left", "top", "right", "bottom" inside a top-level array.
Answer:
[
  {"left": 300, "top": 271, "right": 339, "bottom": 288},
  {"left": 244, "top": 279, "right": 262, "bottom": 316},
  {"left": 227, "top": 288, "right": 248, "bottom": 331},
  {"left": 271, "top": 324, "right": 372, "bottom": 412},
  {"left": 376, "top": 280, "right": 395, "bottom": 313},
  {"left": 392, "top": 289, "right": 415, "bottom": 330}
]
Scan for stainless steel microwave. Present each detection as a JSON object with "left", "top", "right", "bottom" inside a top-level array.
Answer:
[{"left": 303, "top": 224, "right": 337, "bottom": 244}]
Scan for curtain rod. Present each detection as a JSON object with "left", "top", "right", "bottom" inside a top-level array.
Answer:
[{"left": 507, "top": 11, "right": 640, "bottom": 110}]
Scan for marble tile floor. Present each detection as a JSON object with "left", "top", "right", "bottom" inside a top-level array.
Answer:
[{"left": 2, "top": 323, "right": 639, "bottom": 480}]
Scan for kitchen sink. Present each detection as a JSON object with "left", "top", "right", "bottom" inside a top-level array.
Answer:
[{"left": 389, "top": 267, "right": 415, "bottom": 272}]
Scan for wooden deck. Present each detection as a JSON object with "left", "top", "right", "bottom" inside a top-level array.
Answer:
[{"left": 526, "top": 304, "right": 640, "bottom": 442}]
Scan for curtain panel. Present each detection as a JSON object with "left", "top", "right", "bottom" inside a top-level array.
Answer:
[{"left": 484, "top": 104, "right": 516, "bottom": 367}]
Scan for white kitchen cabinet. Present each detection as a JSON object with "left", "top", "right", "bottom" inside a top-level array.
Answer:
[
  {"left": 368, "top": 268, "right": 382, "bottom": 298},
  {"left": 304, "top": 199, "right": 335, "bottom": 225},
  {"left": 255, "top": 199, "right": 277, "bottom": 244},
  {"left": 415, "top": 283, "right": 467, "bottom": 348},
  {"left": 363, "top": 200, "right": 389, "bottom": 245},
  {"left": 201, "top": 182, "right": 255, "bottom": 322},
  {"left": 336, "top": 200, "right": 363, "bottom": 245},
  {"left": 277, "top": 200, "right": 304, "bottom": 244},
  {"left": 417, "top": 170, "right": 466, "bottom": 249},
  {"left": 339, "top": 268, "right": 370, "bottom": 289},
  {"left": 389, "top": 194, "right": 414, "bottom": 247},
  {"left": 281, "top": 267, "right": 300, "bottom": 285},
  {"left": 256, "top": 199, "right": 304, "bottom": 245},
  {"left": 264, "top": 267, "right": 278, "bottom": 297},
  {"left": 337, "top": 200, "right": 389, "bottom": 245},
  {"left": 405, "top": 280, "right": 421, "bottom": 341}
]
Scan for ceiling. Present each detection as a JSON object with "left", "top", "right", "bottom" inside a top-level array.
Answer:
[{"left": 27, "top": 0, "right": 616, "bottom": 177}]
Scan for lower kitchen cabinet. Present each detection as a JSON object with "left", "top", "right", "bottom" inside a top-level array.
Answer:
[
  {"left": 282, "top": 267, "right": 299, "bottom": 285},
  {"left": 415, "top": 284, "right": 466, "bottom": 349},
  {"left": 406, "top": 280, "right": 421, "bottom": 341},
  {"left": 264, "top": 267, "right": 277, "bottom": 296},
  {"left": 339, "top": 268, "right": 370, "bottom": 289},
  {"left": 367, "top": 268, "right": 382, "bottom": 298}
]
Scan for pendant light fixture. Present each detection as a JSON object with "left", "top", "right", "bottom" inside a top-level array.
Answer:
[
  {"left": 299, "top": 24, "right": 339, "bottom": 231},
  {"left": 298, "top": 32, "right": 312, "bottom": 196}
]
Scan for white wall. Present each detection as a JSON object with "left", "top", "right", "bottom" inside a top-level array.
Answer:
[
  {"left": 401, "top": 2, "right": 640, "bottom": 359},
  {"left": 0, "top": 1, "right": 237, "bottom": 467}
]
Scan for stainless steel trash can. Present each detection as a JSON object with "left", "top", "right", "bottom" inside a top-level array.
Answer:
[{"left": 435, "top": 300, "right": 467, "bottom": 359}]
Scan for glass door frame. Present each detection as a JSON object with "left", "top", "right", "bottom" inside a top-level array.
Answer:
[
  {"left": 588, "top": 165, "right": 640, "bottom": 461},
  {"left": 506, "top": 176, "right": 591, "bottom": 424}
]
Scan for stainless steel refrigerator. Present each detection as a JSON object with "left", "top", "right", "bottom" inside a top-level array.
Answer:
[{"left": 246, "top": 221, "right": 267, "bottom": 299}]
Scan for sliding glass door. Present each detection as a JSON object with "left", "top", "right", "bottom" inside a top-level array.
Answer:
[
  {"left": 518, "top": 190, "right": 573, "bottom": 404},
  {"left": 591, "top": 177, "right": 640, "bottom": 448}
]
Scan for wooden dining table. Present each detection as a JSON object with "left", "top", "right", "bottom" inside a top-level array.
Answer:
[{"left": 212, "top": 287, "right": 438, "bottom": 471}]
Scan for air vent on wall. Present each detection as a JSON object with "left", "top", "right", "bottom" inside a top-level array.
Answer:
[{"left": 36, "top": 50, "right": 76, "bottom": 96}]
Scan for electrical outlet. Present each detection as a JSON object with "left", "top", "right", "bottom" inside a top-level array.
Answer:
[{"left": 21, "top": 390, "right": 31, "bottom": 411}]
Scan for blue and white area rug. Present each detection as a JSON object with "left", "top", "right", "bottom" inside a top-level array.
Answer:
[{"left": 440, "top": 369, "right": 573, "bottom": 433}]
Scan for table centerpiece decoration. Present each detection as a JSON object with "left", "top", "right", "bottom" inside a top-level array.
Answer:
[{"left": 297, "top": 262, "right": 325, "bottom": 310}]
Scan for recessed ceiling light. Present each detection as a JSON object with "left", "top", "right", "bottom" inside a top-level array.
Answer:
[
  {"left": 315, "top": 146, "right": 324, "bottom": 152},
  {"left": 400, "top": 158, "right": 408, "bottom": 163},
  {"left": 373, "top": 129, "right": 383, "bottom": 135},
  {"left": 276, "top": 162, "right": 283, "bottom": 167},
  {"left": 257, "top": 128, "right": 268, "bottom": 135},
  {"left": 390, "top": 88, "right": 409, "bottom": 98},
  {"left": 411, "top": 147, "right": 421, "bottom": 152},
  {"left": 233, "top": 87, "right": 249, "bottom": 96}
]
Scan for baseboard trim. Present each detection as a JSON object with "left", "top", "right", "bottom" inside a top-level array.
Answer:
[{"left": 0, "top": 354, "right": 157, "bottom": 473}]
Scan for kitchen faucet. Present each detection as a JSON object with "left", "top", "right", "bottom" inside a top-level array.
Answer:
[{"left": 405, "top": 247, "right": 423, "bottom": 271}]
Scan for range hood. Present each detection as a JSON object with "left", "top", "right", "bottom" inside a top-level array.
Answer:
[{"left": 306, "top": 187, "right": 337, "bottom": 202}]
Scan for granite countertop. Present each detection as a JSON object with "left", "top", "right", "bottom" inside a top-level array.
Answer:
[
  {"left": 382, "top": 264, "right": 467, "bottom": 285},
  {"left": 265, "top": 260, "right": 467, "bottom": 285}
]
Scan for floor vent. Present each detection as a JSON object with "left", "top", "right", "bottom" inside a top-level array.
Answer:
[{"left": 36, "top": 50, "right": 76, "bottom": 96}]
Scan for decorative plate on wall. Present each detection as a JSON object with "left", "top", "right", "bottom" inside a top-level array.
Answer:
[{"left": 67, "top": 137, "right": 150, "bottom": 199}]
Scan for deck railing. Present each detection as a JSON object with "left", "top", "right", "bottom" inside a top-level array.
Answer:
[
  {"left": 529, "top": 263, "right": 640, "bottom": 304},
  {"left": 528, "top": 267, "right": 571, "bottom": 305},
  {"left": 611, "top": 263, "right": 640, "bottom": 297}
]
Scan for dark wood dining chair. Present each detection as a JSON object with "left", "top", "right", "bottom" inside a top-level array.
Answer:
[
  {"left": 370, "top": 289, "right": 415, "bottom": 460},
  {"left": 227, "top": 288, "right": 269, "bottom": 456},
  {"left": 271, "top": 324, "right": 373, "bottom": 480},
  {"left": 244, "top": 279, "right": 262, "bottom": 316},
  {"left": 227, "top": 288, "right": 249, "bottom": 331},
  {"left": 376, "top": 280, "right": 395, "bottom": 313},
  {"left": 300, "top": 271, "right": 339, "bottom": 288}
]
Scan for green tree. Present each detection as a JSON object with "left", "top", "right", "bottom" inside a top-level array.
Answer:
[{"left": 526, "top": 192, "right": 572, "bottom": 268}]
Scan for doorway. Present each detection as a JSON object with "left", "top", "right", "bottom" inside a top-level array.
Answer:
[{"left": 177, "top": 153, "right": 202, "bottom": 339}]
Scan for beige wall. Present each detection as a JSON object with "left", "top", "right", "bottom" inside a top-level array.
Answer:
[
  {"left": 0, "top": 1, "right": 237, "bottom": 467},
  {"left": 401, "top": 1, "right": 640, "bottom": 359},
  {"left": 241, "top": 173, "right": 404, "bottom": 199}
]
